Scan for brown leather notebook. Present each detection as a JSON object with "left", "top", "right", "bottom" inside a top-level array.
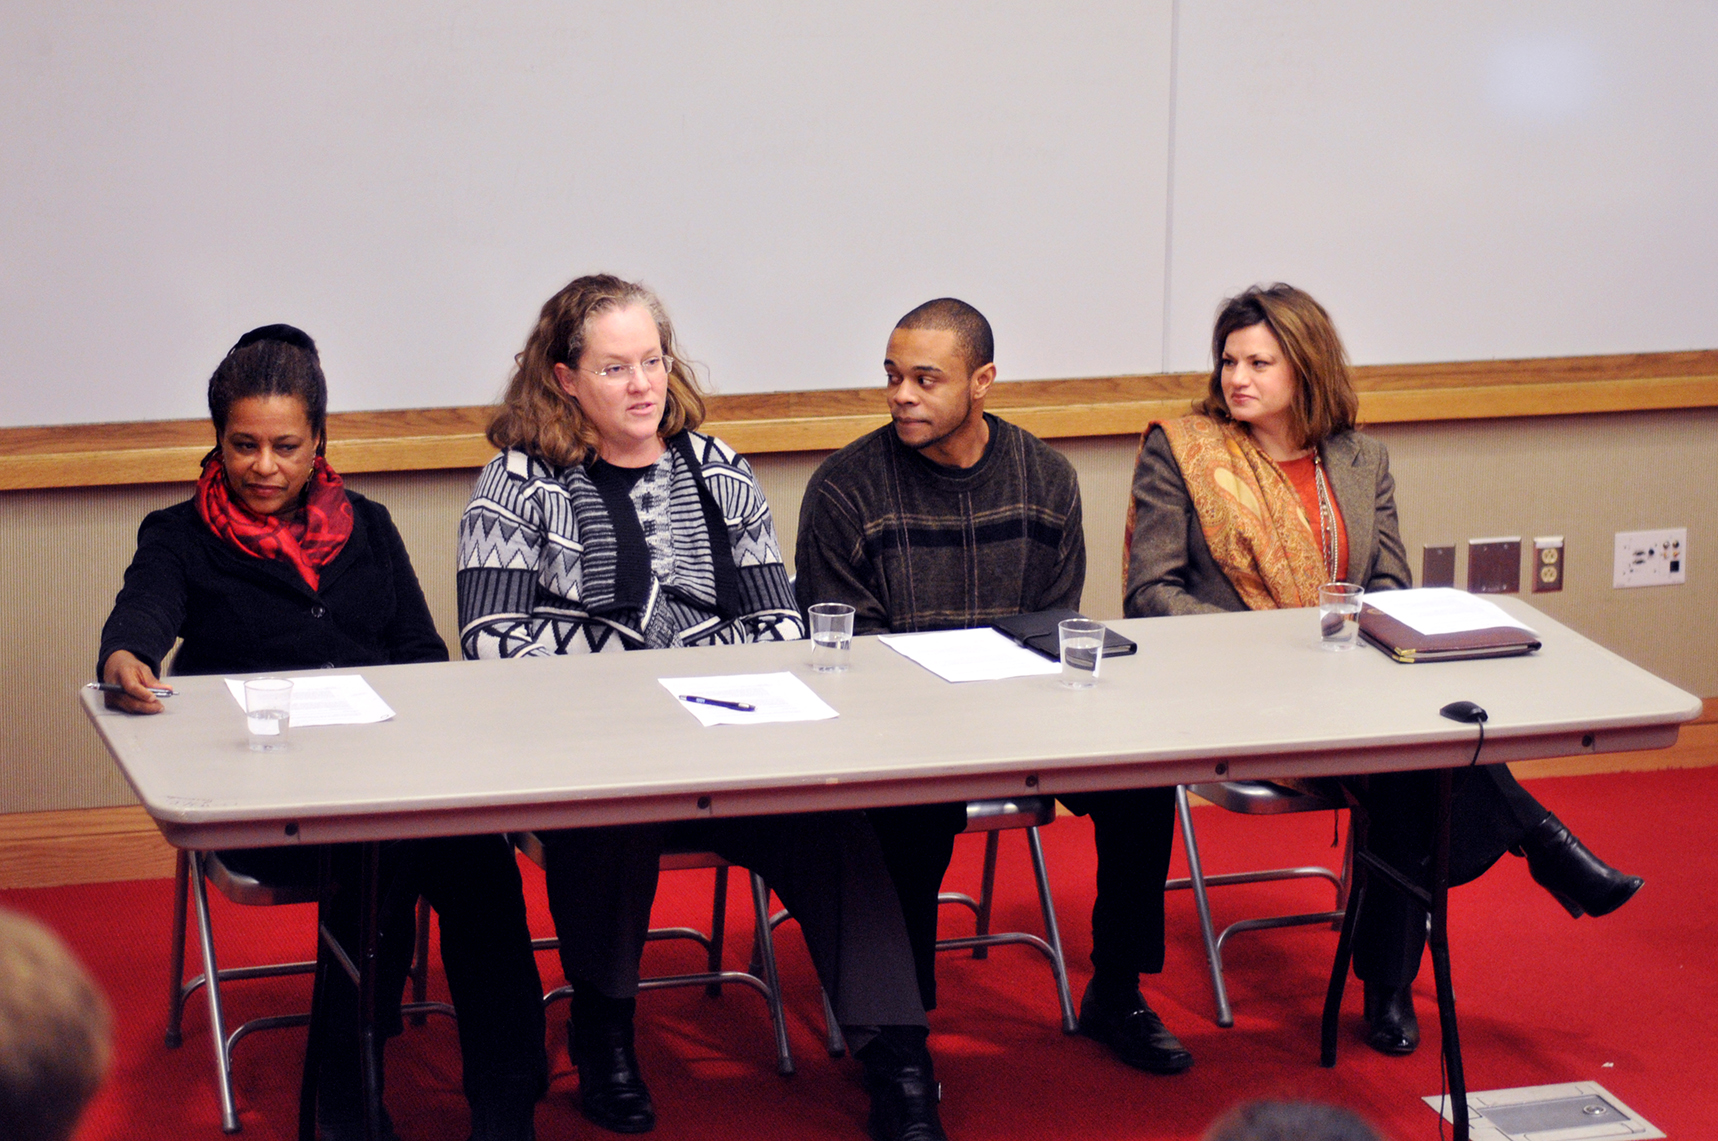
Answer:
[{"left": 1358, "top": 604, "right": 1541, "bottom": 663}]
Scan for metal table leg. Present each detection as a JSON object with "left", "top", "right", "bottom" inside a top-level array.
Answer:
[
  {"left": 297, "top": 843, "right": 388, "bottom": 1141},
  {"left": 1320, "top": 776, "right": 1469, "bottom": 1141}
]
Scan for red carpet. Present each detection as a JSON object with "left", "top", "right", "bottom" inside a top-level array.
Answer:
[{"left": 7, "top": 767, "right": 1714, "bottom": 1141}]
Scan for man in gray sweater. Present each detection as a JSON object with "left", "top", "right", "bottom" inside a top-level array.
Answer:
[{"left": 794, "top": 298, "right": 1192, "bottom": 1077}]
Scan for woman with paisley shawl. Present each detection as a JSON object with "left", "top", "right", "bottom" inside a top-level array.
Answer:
[{"left": 1124, "top": 284, "right": 1642, "bottom": 1059}]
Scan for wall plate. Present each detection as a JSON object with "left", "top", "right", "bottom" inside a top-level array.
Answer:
[
  {"left": 1422, "top": 544, "right": 1457, "bottom": 588},
  {"left": 1614, "top": 528, "right": 1686, "bottom": 588},
  {"left": 1533, "top": 536, "right": 1564, "bottom": 593},
  {"left": 1468, "top": 537, "right": 1521, "bottom": 594}
]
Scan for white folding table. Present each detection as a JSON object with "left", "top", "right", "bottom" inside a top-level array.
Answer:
[{"left": 82, "top": 598, "right": 1702, "bottom": 1141}]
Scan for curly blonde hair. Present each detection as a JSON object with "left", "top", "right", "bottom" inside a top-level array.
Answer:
[{"left": 487, "top": 274, "right": 706, "bottom": 466}]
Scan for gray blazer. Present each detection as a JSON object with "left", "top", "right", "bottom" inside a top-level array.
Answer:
[{"left": 1123, "top": 424, "right": 1412, "bottom": 618}]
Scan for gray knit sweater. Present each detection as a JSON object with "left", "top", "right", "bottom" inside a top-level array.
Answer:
[{"left": 794, "top": 415, "right": 1085, "bottom": 635}]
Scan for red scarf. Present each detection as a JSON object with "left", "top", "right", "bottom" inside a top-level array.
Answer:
[{"left": 195, "top": 454, "right": 354, "bottom": 591}]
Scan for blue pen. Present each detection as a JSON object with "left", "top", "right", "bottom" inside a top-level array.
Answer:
[{"left": 681, "top": 694, "right": 756, "bottom": 712}]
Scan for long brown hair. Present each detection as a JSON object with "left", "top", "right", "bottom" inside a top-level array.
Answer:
[
  {"left": 487, "top": 274, "right": 707, "bottom": 466},
  {"left": 1196, "top": 283, "right": 1357, "bottom": 450}
]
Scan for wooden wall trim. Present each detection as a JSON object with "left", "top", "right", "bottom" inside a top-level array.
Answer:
[
  {"left": 2, "top": 697, "right": 1712, "bottom": 886},
  {"left": 0, "top": 806, "right": 177, "bottom": 889},
  {"left": 3, "top": 350, "right": 1714, "bottom": 491}
]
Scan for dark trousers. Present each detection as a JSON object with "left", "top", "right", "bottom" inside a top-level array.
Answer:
[
  {"left": 867, "top": 802, "right": 969, "bottom": 1011},
  {"left": 1059, "top": 786, "right": 1178, "bottom": 980},
  {"left": 871, "top": 788, "right": 1179, "bottom": 1012},
  {"left": 1347, "top": 763, "right": 1551, "bottom": 988},
  {"left": 539, "top": 810, "right": 926, "bottom": 1038},
  {"left": 222, "top": 835, "right": 549, "bottom": 1107}
]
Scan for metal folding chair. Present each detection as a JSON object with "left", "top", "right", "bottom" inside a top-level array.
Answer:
[
  {"left": 802, "top": 795, "right": 1078, "bottom": 1058},
  {"left": 1169, "top": 781, "right": 1352, "bottom": 1027},
  {"left": 165, "top": 849, "right": 451, "bottom": 1133},
  {"left": 512, "top": 833, "right": 796, "bottom": 1076},
  {"left": 936, "top": 797, "right": 1078, "bottom": 1030}
]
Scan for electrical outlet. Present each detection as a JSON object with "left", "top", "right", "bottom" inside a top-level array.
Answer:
[
  {"left": 1614, "top": 528, "right": 1687, "bottom": 588},
  {"left": 1533, "top": 536, "right": 1564, "bottom": 592},
  {"left": 1468, "top": 537, "right": 1521, "bottom": 594},
  {"left": 1422, "top": 545, "right": 1456, "bottom": 588}
]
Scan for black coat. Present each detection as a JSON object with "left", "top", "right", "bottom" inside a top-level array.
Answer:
[{"left": 98, "top": 494, "right": 447, "bottom": 677}]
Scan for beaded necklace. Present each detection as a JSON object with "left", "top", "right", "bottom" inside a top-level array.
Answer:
[{"left": 1312, "top": 451, "right": 1340, "bottom": 583}]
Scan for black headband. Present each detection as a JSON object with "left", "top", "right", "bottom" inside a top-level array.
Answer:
[{"left": 229, "top": 324, "right": 317, "bottom": 355}]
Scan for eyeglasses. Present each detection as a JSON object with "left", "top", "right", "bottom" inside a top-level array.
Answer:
[{"left": 581, "top": 355, "right": 673, "bottom": 383}]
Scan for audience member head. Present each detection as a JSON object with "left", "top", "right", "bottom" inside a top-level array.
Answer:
[
  {"left": 0, "top": 910, "right": 111, "bottom": 1141},
  {"left": 1198, "top": 283, "right": 1357, "bottom": 451},
  {"left": 488, "top": 273, "right": 705, "bottom": 467},
  {"left": 885, "top": 297, "right": 998, "bottom": 467},
  {"left": 1204, "top": 1099, "right": 1386, "bottom": 1141}
]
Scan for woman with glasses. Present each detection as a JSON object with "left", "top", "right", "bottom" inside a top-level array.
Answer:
[{"left": 457, "top": 275, "right": 947, "bottom": 1141}]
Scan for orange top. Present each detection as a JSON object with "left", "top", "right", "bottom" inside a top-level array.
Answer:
[{"left": 1278, "top": 454, "right": 1349, "bottom": 583}]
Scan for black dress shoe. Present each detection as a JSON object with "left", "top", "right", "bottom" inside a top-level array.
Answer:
[
  {"left": 864, "top": 1060, "right": 947, "bottom": 1141},
  {"left": 571, "top": 1017, "right": 655, "bottom": 1134},
  {"left": 317, "top": 1111, "right": 401, "bottom": 1141},
  {"left": 468, "top": 1087, "right": 539, "bottom": 1141},
  {"left": 1520, "top": 813, "right": 1644, "bottom": 919},
  {"left": 1076, "top": 980, "right": 1193, "bottom": 1074},
  {"left": 316, "top": 1044, "right": 400, "bottom": 1141},
  {"left": 1362, "top": 981, "right": 1419, "bottom": 1056}
]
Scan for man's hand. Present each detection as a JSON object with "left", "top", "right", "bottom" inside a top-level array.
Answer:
[{"left": 101, "top": 650, "right": 171, "bottom": 714}]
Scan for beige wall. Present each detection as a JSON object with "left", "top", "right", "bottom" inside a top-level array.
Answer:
[{"left": 5, "top": 407, "right": 1713, "bottom": 814}]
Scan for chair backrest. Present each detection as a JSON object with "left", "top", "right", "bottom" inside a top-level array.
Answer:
[
  {"left": 1186, "top": 780, "right": 1344, "bottom": 816},
  {"left": 962, "top": 797, "right": 1057, "bottom": 832},
  {"left": 202, "top": 851, "right": 320, "bottom": 908}
]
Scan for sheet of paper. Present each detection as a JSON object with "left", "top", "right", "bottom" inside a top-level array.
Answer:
[
  {"left": 658, "top": 672, "right": 839, "bottom": 727},
  {"left": 879, "top": 628, "right": 1065, "bottom": 683},
  {"left": 1364, "top": 587, "right": 1538, "bottom": 636},
  {"left": 224, "top": 675, "right": 396, "bottom": 727}
]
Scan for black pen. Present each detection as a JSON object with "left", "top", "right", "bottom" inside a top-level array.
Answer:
[
  {"left": 681, "top": 694, "right": 756, "bottom": 712},
  {"left": 86, "top": 682, "right": 175, "bottom": 698}
]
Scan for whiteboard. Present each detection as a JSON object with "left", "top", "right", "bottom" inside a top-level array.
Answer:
[
  {"left": 1164, "top": 1, "right": 1718, "bottom": 370},
  {"left": 0, "top": 2, "right": 1173, "bottom": 427},
  {"left": 2, "top": 2, "right": 1715, "bottom": 430}
]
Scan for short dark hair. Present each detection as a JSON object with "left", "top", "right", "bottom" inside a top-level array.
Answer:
[
  {"left": 894, "top": 298, "right": 994, "bottom": 375},
  {"left": 1204, "top": 1100, "right": 1384, "bottom": 1141},
  {"left": 206, "top": 324, "right": 329, "bottom": 454},
  {"left": 1198, "top": 283, "right": 1357, "bottom": 450}
]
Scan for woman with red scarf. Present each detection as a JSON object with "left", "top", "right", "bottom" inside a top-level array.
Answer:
[{"left": 97, "top": 326, "right": 547, "bottom": 1141}]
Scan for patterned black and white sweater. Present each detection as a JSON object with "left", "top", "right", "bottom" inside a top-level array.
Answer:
[{"left": 457, "top": 431, "right": 803, "bottom": 658}]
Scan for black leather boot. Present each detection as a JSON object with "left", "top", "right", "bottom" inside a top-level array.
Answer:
[
  {"left": 1519, "top": 813, "right": 1643, "bottom": 918},
  {"left": 570, "top": 1010, "right": 654, "bottom": 1135},
  {"left": 1361, "top": 981, "right": 1419, "bottom": 1056}
]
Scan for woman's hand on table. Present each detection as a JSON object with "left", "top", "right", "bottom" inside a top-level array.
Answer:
[{"left": 102, "top": 651, "right": 171, "bottom": 714}]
